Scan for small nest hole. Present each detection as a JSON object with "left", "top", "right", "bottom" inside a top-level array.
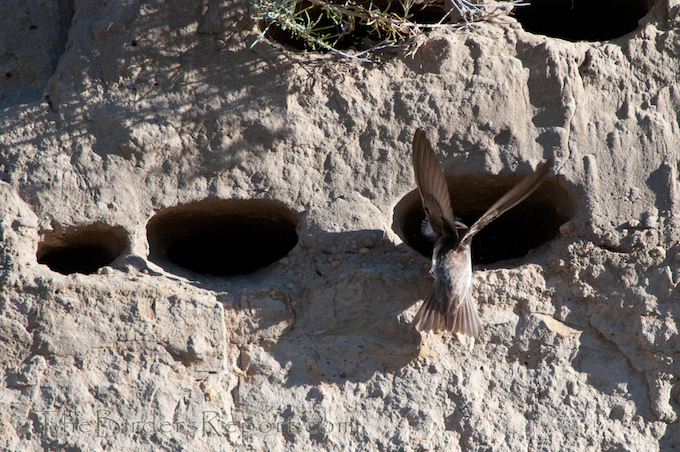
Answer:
[
  {"left": 146, "top": 199, "right": 299, "bottom": 277},
  {"left": 514, "top": 0, "right": 652, "bottom": 42},
  {"left": 259, "top": 0, "right": 448, "bottom": 52},
  {"left": 393, "top": 173, "right": 572, "bottom": 265},
  {"left": 37, "top": 223, "right": 128, "bottom": 275}
]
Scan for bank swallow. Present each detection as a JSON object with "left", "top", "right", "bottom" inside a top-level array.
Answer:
[{"left": 411, "top": 129, "right": 553, "bottom": 337}]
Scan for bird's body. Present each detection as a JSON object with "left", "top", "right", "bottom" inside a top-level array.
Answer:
[{"left": 410, "top": 129, "right": 553, "bottom": 337}]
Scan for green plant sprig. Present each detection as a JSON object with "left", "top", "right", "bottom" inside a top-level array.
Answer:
[{"left": 251, "top": 0, "right": 528, "bottom": 61}]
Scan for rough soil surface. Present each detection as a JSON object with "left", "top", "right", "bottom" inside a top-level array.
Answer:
[{"left": 1, "top": 0, "right": 680, "bottom": 451}]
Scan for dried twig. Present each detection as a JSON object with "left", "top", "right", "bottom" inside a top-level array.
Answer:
[{"left": 250, "top": 0, "right": 527, "bottom": 61}]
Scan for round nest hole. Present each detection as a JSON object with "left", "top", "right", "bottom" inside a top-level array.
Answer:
[
  {"left": 514, "top": 0, "right": 652, "bottom": 42},
  {"left": 393, "top": 173, "right": 572, "bottom": 265},
  {"left": 261, "top": 0, "right": 448, "bottom": 52},
  {"left": 37, "top": 223, "right": 128, "bottom": 275},
  {"left": 146, "top": 199, "right": 299, "bottom": 277}
]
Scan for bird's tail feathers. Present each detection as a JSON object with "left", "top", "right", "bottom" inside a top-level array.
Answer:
[
  {"left": 412, "top": 288, "right": 445, "bottom": 332},
  {"left": 448, "top": 292, "right": 483, "bottom": 338},
  {"left": 413, "top": 290, "right": 483, "bottom": 338}
]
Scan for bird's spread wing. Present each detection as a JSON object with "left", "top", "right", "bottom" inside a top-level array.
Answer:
[
  {"left": 461, "top": 158, "right": 554, "bottom": 244},
  {"left": 412, "top": 287, "right": 483, "bottom": 337},
  {"left": 412, "top": 129, "right": 458, "bottom": 240}
]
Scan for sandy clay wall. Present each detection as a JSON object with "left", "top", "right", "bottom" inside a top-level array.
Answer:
[{"left": 1, "top": 0, "right": 680, "bottom": 450}]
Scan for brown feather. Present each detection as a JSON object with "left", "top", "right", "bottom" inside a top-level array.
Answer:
[
  {"left": 413, "top": 288, "right": 483, "bottom": 337},
  {"left": 410, "top": 128, "right": 552, "bottom": 339},
  {"left": 412, "top": 129, "right": 458, "bottom": 241},
  {"left": 461, "top": 158, "right": 554, "bottom": 244}
]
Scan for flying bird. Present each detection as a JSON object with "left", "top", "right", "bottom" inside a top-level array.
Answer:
[{"left": 411, "top": 129, "right": 554, "bottom": 337}]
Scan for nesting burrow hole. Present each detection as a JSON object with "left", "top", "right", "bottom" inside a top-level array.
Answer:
[
  {"left": 261, "top": 0, "right": 449, "bottom": 51},
  {"left": 146, "top": 199, "right": 299, "bottom": 277},
  {"left": 514, "top": 0, "right": 652, "bottom": 41},
  {"left": 394, "top": 173, "right": 572, "bottom": 265},
  {"left": 37, "top": 223, "right": 128, "bottom": 275}
]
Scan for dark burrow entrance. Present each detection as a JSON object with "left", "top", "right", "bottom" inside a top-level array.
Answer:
[
  {"left": 146, "top": 199, "right": 299, "bottom": 277},
  {"left": 37, "top": 223, "right": 128, "bottom": 275},
  {"left": 259, "top": 0, "right": 449, "bottom": 52},
  {"left": 513, "top": 0, "right": 652, "bottom": 42},
  {"left": 393, "top": 173, "right": 572, "bottom": 266}
]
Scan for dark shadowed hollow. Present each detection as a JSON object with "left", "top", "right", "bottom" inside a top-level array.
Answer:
[
  {"left": 393, "top": 173, "right": 573, "bottom": 266},
  {"left": 513, "top": 0, "right": 651, "bottom": 42},
  {"left": 260, "top": 0, "right": 449, "bottom": 51},
  {"left": 146, "top": 199, "right": 299, "bottom": 276},
  {"left": 37, "top": 223, "right": 128, "bottom": 275}
]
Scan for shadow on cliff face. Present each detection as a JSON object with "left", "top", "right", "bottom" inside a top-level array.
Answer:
[
  {"left": 661, "top": 422, "right": 680, "bottom": 451},
  {"left": 219, "top": 234, "right": 426, "bottom": 386},
  {"left": 573, "top": 330, "right": 652, "bottom": 413},
  {"left": 0, "top": 0, "right": 73, "bottom": 109},
  {"left": 12, "top": 0, "right": 296, "bottom": 166},
  {"left": 78, "top": 32, "right": 297, "bottom": 167},
  {"left": 269, "top": 265, "right": 422, "bottom": 385}
]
